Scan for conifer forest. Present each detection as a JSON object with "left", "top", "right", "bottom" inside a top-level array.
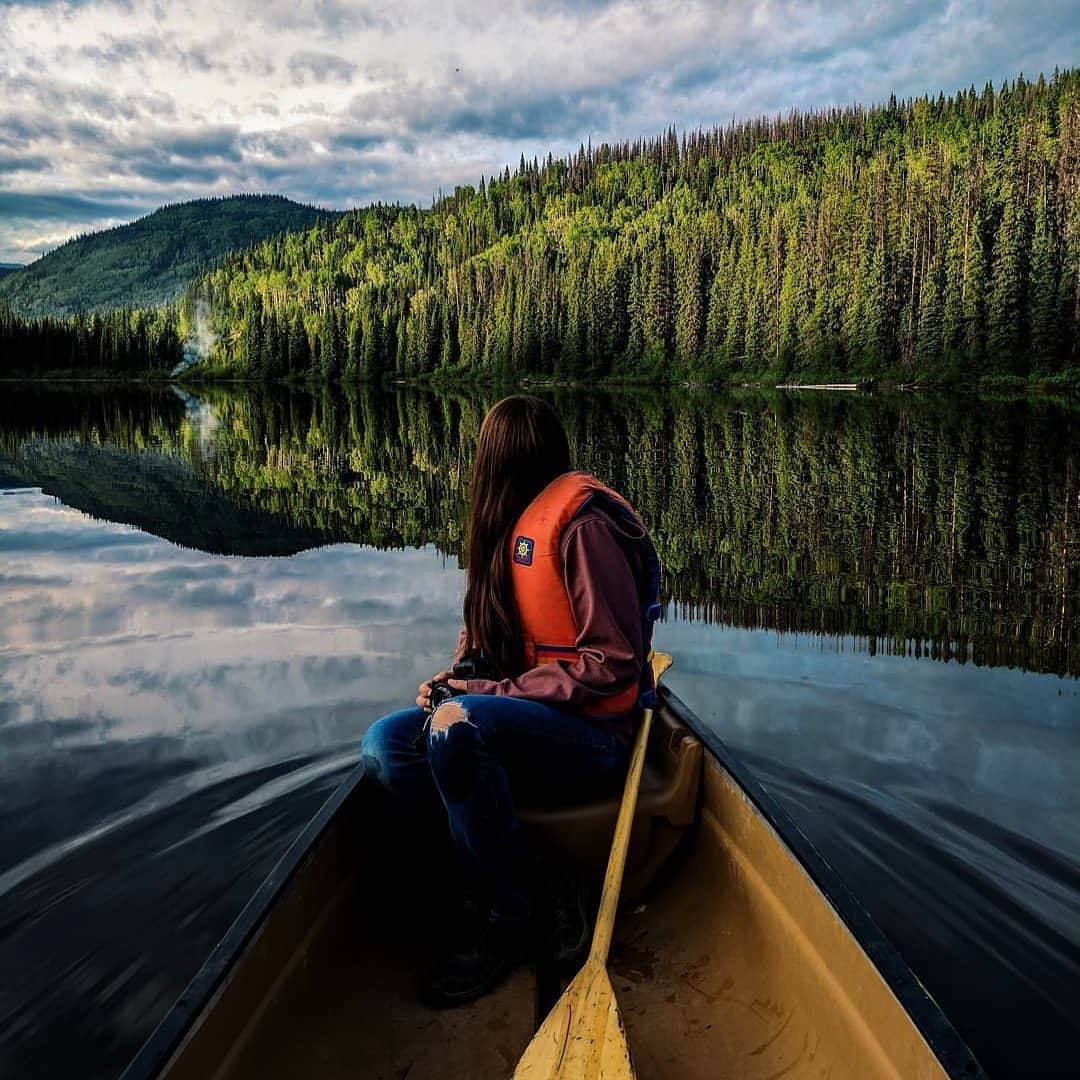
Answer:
[
  {"left": 3, "top": 71, "right": 1078, "bottom": 386},
  {"left": 0, "top": 305, "right": 184, "bottom": 375},
  {"left": 192, "top": 72, "right": 1080, "bottom": 385}
]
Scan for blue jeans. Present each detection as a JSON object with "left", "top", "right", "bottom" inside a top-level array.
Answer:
[{"left": 359, "top": 694, "right": 631, "bottom": 922}]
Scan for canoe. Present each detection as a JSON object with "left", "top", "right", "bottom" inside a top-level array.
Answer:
[{"left": 120, "top": 688, "right": 984, "bottom": 1080}]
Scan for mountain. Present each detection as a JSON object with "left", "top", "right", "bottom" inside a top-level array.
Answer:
[
  {"left": 0, "top": 195, "right": 341, "bottom": 317},
  {"left": 190, "top": 70, "right": 1078, "bottom": 386},
  {"left": 0, "top": 263, "right": 24, "bottom": 279}
]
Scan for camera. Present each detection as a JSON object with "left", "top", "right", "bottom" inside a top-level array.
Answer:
[
  {"left": 450, "top": 653, "right": 487, "bottom": 680},
  {"left": 428, "top": 680, "right": 457, "bottom": 710},
  {"left": 427, "top": 652, "right": 489, "bottom": 711}
]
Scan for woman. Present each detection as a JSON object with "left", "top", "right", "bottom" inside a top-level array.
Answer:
[{"left": 360, "top": 394, "right": 660, "bottom": 1007}]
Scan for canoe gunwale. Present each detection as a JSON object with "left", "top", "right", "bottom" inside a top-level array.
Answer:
[
  {"left": 120, "top": 688, "right": 986, "bottom": 1080},
  {"left": 663, "top": 687, "right": 986, "bottom": 1080},
  {"left": 118, "top": 763, "right": 368, "bottom": 1080}
]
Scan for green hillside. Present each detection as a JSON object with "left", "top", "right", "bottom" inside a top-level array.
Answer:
[
  {"left": 0, "top": 264, "right": 23, "bottom": 279},
  {"left": 3, "top": 72, "right": 1078, "bottom": 386},
  {"left": 190, "top": 70, "right": 1078, "bottom": 386},
  {"left": 0, "top": 195, "right": 341, "bottom": 317}
]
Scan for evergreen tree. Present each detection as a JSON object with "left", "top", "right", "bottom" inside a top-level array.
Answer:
[{"left": 987, "top": 186, "right": 1028, "bottom": 372}]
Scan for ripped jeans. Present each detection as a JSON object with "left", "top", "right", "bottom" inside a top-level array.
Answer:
[{"left": 359, "top": 694, "right": 631, "bottom": 923}]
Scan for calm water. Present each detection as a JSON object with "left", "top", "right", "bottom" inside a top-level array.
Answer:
[{"left": 0, "top": 384, "right": 1077, "bottom": 1078}]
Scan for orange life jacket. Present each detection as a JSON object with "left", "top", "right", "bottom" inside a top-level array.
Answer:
[{"left": 508, "top": 471, "right": 661, "bottom": 717}]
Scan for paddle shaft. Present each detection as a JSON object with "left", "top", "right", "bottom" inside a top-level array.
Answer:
[
  {"left": 586, "top": 703, "right": 654, "bottom": 968},
  {"left": 513, "top": 654, "right": 672, "bottom": 1080}
]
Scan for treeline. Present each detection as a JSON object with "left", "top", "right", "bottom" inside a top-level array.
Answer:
[
  {"left": 0, "top": 304, "right": 184, "bottom": 376},
  {"left": 191, "top": 70, "right": 1080, "bottom": 385}
]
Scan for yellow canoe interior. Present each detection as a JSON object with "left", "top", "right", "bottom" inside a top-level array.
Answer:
[{"left": 124, "top": 692, "right": 980, "bottom": 1080}]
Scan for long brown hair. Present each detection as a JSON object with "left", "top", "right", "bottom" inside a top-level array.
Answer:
[{"left": 463, "top": 395, "right": 571, "bottom": 676}]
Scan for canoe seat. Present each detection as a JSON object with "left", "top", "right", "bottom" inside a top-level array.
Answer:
[{"left": 519, "top": 703, "right": 702, "bottom": 899}]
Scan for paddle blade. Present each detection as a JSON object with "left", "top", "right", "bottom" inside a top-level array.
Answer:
[{"left": 513, "top": 964, "right": 634, "bottom": 1080}]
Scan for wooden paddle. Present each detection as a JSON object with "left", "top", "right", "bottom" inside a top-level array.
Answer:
[{"left": 513, "top": 650, "right": 674, "bottom": 1080}]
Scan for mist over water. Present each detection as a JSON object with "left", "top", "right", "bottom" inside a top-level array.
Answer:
[{"left": 0, "top": 383, "right": 1076, "bottom": 1077}]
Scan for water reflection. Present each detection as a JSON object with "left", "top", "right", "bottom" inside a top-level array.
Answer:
[
  {"left": 0, "top": 384, "right": 1077, "bottom": 1078},
  {"left": 0, "top": 489, "right": 466, "bottom": 1077},
  {"left": 3, "top": 383, "right": 1075, "bottom": 674}
]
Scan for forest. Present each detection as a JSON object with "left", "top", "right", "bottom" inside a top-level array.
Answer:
[
  {"left": 0, "top": 303, "right": 184, "bottom": 376},
  {"left": 3, "top": 71, "right": 1078, "bottom": 386},
  {"left": 189, "top": 71, "right": 1080, "bottom": 386}
]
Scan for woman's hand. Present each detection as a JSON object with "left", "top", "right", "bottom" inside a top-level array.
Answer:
[{"left": 416, "top": 671, "right": 469, "bottom": 710}]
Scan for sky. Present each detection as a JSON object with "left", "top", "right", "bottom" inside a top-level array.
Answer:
[{"left": 0, "top": 0, "right": 1077, "bottom": 264}]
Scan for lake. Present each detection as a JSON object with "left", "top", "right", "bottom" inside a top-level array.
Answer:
[{"left": 0, "top": 383, "right": 1077, "bottom": 1078}]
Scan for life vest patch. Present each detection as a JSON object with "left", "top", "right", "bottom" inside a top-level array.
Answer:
[{"left": 512, "top": 535, "right": 534, "bottom": 566}]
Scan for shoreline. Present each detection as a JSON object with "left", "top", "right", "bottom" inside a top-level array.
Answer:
[{"left": 2, "top": 370, "right": 1078, "bottom": 397}]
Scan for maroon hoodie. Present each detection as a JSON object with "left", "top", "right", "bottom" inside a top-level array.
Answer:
[{"left": 455, "top": 500, "right": 651, "bottom": 734}]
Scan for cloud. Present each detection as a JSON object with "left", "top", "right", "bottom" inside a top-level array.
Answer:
[
  {"left": 287, "top": 50, "right": 358, "bottom": 87},
  {"left": 0, "top": 191, "right": 148, "bottom": 221},
  {"left": 0, "top": 152, "right": 50, "bottom": 175},
  {"left": 117, "top": 126, "right": 246, "bottom": 183},
  {"left": 0, "top": 0, "right": 1076, "bottom": 262},
  {"left": 76, "top": 30, "right": 167, "bottom": 66}
]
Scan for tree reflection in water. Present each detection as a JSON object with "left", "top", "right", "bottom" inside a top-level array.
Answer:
[
  {"left": 4, "top": 383, "right": 1072, "bottom": 675},
  {"left": 0, "top": 383, "right": 1076, "bottom": 1078}
]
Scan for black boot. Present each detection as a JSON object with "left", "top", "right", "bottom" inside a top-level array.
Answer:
[
  {"left": 420, "top": 912, "right": 531, "bottom": 1008},
  {"left": 544, "top": 867, "right": 592, "bottom": 974},
  {"left": 532, "top": 861, "right": 593, "bottom": 1023}
]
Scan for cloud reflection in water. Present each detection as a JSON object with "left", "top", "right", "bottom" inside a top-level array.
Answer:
[{"left": 0, "top": 488, "right": 465, "bottom": 1077}]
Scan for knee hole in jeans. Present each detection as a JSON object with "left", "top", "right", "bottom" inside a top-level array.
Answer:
[{"left": 429, "top": 699, "right": 472, "bottom": 736}]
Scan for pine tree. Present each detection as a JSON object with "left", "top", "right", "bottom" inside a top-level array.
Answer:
[
  {"left": 916, "top": 266, "right": 945, "bottom": 373},
  {"left": 777, "top": 228, "right": 806, "bottom": 373},
  {"left": 1028, "top": 196, "right": 1061, "bottom": 371},
  {"left": 987, "top": 186, "right": 1028, "bottom": 372},
  {"left": 674, "top": 235, "right": 704, "bottom": 373},
  {"left": 643, "top": 230, "right": 674, "bottom": 371}
]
